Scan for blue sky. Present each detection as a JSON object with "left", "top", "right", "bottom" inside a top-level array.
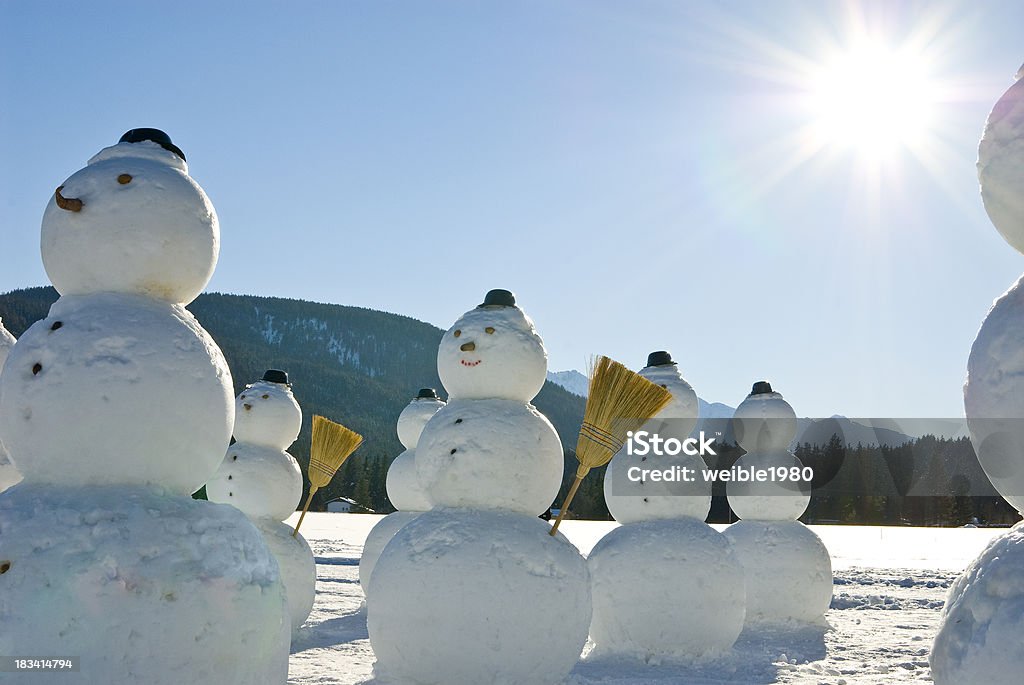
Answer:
[{"left": 2, "top": 1, "right": 1022, "bottom": 418}]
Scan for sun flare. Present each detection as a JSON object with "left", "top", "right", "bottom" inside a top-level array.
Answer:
[{"left": 805, "top": 40, "right": 939, "bottom": 161}]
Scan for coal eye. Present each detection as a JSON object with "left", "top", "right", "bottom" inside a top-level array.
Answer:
[
  {"left": 117, "top": 174, "right": 132, "bottom": 185},
  {"left": 261, "top": 394, "right": 269, "bottom": 399},
  {"left": 485, "top": 327, "right": 495, "bottom": 334},
  {"left": 240, "top": 395, "right": 246, "bottom": 399},
  {"left": 453, "top": 330, "right": 461, "bottom": 338}
]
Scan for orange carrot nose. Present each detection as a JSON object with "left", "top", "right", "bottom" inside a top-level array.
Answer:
[{"left": 460, "top": 341, "right": 476, "bottom": 352}]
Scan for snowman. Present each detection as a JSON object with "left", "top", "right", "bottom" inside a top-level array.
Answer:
[
  {"left": 0, "top": 129, "right": 289, "bottom": 684},
  {"left": 0, "top": 318, "right": 20, "bottom": 492},
  {"left": 367, "top": 289, "right": 592, "bottom": 685},
  {"left": 358, "top": 387, "right": 445, "bottom": 593},
  {"left": 931, "top": 66, "right": 1024, "bottom": 683},
  {"left": 588, "top": 351, "right": 746, "bottom": 662},
  {"left": 206, "top": 369, "right": 316, "bottom": 635},
  {"left": 723, "top": 381, "right": 832, "bottom": 626}
]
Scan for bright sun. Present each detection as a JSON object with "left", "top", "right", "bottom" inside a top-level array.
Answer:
[{"left": 805, "top": 40, "right": 939, "bottom": 162}]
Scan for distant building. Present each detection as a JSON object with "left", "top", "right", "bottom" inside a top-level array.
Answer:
[{"left": 326, "top": 497, "right": 361, "bottom": 513}]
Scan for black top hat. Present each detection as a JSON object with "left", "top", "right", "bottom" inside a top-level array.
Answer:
[
  {"left": 750, "top": 381, "right": 773, "bottom": 395},
  {"left": 645, "top": 351, "right": 675, "bottom": 368},
  {"left": 119, "top": 128, "right": 186, "bottom": 161},
  {"left": 262, "top": 369, "right": 290, "bottom": 385},
  {"left": 416, "top": 388, "right": 439, "bottom": 400},
  {"left": 479, "top": 289, "right": 517, "bottom": 308}
]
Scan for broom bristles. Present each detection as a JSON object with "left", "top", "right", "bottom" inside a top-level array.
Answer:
[
  {"left": 574, "top": 356, "right": 673, "bottom": 475},
  {"left": 550, "top": 355, "right": 674, "bottom": 536},
  {"left": 309, "top": 414, "right": 363, "bottom": 488}
]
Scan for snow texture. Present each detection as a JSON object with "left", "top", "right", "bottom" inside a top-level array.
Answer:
[
  {"left": 638, "top": 362, "right": 699, "bottom": 434},
  {"left": 587, "top": 518, "right": 745, "bottom": 662},
  {"left": 437, "top": 303, "right": 547, "bottom": 402},
  {"left": 964, "top": 273, "right": 1024, "bottom": 513},
  {"left": 234, "top": 379, "right": 302, "bottom": 450},
  {"left": 366, "top": 509, "right": 592, "bottom": 685},
  {"left": 725, "top": 520, "right": 833, "bottom": 626},
  {"left": 979, "top": 75, "right": 1024, "bottom": 255},
  {"left": 931, "top": 522, "right": 1024, "bottom": 683},
  {"left": 396, "top": 394, "right": 445, "bottom": 449},
  {"left": 384, "top": 449, "right": 430, "bottom": 512},
  {"left": 41, "top": 140, "right": 218, "bottom": 304},
  {"left": 207, "top": 442, "right": 303, "bottom": 520},
  {"left": 733, "top": 390, "right": 797, "bottom": 452},
  {"left": 0, "top": 483, "right": 290, "bottom": 685},
  {"left": 0, "top": 293, "right": 234, "bottom": 494},
  {"left": 260, "top": 519, "right": 317, "bottom": 633},
  {"left": 415, "top": 399, "right": 563, "bottom": 516},
  {"left": 727, "top": 449, "right": 811, "bottom": 521},
  {"left": 358, "top": 511, "right": 420, "bottom": 592}
]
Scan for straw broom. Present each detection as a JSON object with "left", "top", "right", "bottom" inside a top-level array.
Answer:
[
  {"left": 549, "top": 356, "right": 673, "bottom": 536},
  {"left": 292, "top": 415, "right": 364, "bottom": 538}
]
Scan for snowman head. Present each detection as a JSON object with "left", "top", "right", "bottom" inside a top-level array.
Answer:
[
  {"left": 233, "top": 370, "right": 302, "bottom": 450},
  {"left": 638, "top": 351, "right": 699, "bottom": 438},
  {"left": 437, "top": 290, "right": 548, "bottom": 402},
  {"left": 732, "top": 381, "right": 797, "bottom": 452},
  {"left": 396, "top": 388, "right": 446, "bottom": 449},
  {"left": 41, "top": 129, "right": 218, "bottom": 305}
]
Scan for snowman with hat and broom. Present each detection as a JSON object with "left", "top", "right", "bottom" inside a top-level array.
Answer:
[
  {"left": 367, "top": 288, "right": 672, "bottom": 685},
  {"left": 206, "top": 369, "right": 318, "bottom": 636}
]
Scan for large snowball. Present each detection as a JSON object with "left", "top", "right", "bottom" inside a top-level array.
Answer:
[
  {"left": 233, "top": 380, "right": 301, "bottom": 450},
  {"left": 367, "top": 509, "right": 591, "bottom": 685},
  {"left": 931, "top": 523, "right": 1024, "bottom": 683},
  {"left": 603, "top": 447, "right": 711, "bottom": 523},
  {"left": 41, "top": 141, "right": 218, "bottom": 305},
  {"left": 724, "top": 520, "right": 832, "bottom": 626},
  {"left": 438, "top": 305, "right": 547, "bottom": 402},
  {"left": 258, "top": 519, "right": 316, "bottom": 635},
  {"left": 397, "top": 394, "right": 446, "bottom": 449},
  {"left": 979, "top": 73, "right": 1024, "bottom": 255},
  {"left": 385, "top": 449, "right": 431, "bottom": 512},
  {"left": 587, "top": 518, "right": 745, "bottom": 662},
  {"left": 726, "top": 450, "right": 810, "bottom": 521},
  {"left": 359, "top": 511, "right": 420, "bottom": 592},
  {"left": 732, "top": 389, "right": 797, "bottom": 452},
  {"left": 964, "top": 274, "right": 1024, "bottom": 513},
  {"left": 416, "top": 399, "right": 563, "bottom": 516},
  {"left": 206, "top": 443, "right": 302, "bottom": 520},
  {"left": 0, "top": 294, "right": 233, "bottom": 494},
  {"left": 0, "top": 483, "right": 289, "bottom": 685}
]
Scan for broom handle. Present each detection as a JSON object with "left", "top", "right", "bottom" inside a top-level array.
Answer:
[
  {"left": 549, "top": 475, "right": 584, "bottom": 537},
  {"left": 292, "top": 486, "right": 319, "bottom": 538}
]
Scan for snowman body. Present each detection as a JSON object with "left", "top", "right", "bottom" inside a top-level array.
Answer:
[
  {"left": 589, "top": 354, "right": 745, "bottom": 661},
  {"left": 0, "top": 133, "right": 289, "bottom": 684},
  {"left": 207, "top": 373, "right": 316, "bottom": 634},
  {"left": 932, "top": 69, "right": 1024, "bottom": 683},
  {"left": 0, "top": 318, "right": 21, "bottom": 492},
  {"left": 367, "top": 291, "right": 591, "bottom": 685},
  {"left": 724, "top": 383, "right": 831, "bottom": 627}
]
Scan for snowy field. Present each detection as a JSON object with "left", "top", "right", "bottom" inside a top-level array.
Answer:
[{"left": 284, "top": 513, "right": 1007, "bottom": 685}]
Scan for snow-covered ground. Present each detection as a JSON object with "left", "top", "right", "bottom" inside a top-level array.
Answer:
[{"left": 285, "top": 513, "right": 1007, "bottom": 685}]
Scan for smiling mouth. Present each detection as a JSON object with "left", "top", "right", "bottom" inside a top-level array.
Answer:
[{"left": 460, "top": 359, "right": 482, "bottom": 367}]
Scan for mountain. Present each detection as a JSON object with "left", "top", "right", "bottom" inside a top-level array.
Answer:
[
  {"left": 0, "top": 287, "right": 587, "bottom": 512},
  {"left": 546, "top": 370, "right": 589, "bottom": 398}
]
